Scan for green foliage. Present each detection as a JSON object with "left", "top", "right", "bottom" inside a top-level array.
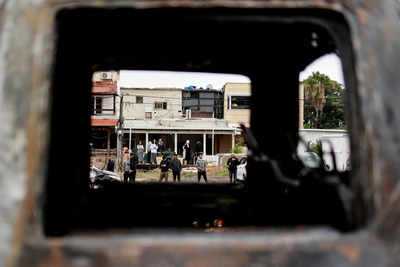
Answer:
[
  {"left": 303, "top": 71, "right": 346, "bottom": 129},
  {"left": 307, "top": 140, "right": 323, "bottom": 157},
  {"left": 231, "top": 145, "right": 243, "bottom": 154}
]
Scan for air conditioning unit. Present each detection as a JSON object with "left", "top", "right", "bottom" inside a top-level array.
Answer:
[{"left": 100, "top": 72, "right": 112, "bottom": 80}]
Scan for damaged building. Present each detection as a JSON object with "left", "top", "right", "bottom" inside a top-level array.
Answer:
[
  {"left": 119, "top": 86, "right": 237, "bottom": 159},
  {"left": 90, "top": 71, "right": 120, "bottom": 168}
]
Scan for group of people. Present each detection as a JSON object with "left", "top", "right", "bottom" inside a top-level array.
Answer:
[
  {"left": 158, "top": 152, "right": 208, "bottom": 183},
  {"left": 132, "top": 138, "right": 204, "bottom": 166},
  {"left": 106, "top": 144, "right": 241, "bottom": 184},
  {"left": 182, "top": 140, "right": 203, "bottom": 165},
  {"left": 147, "top": 138, "right": 167, "bottom": 165},
  {"left": 134, "top": 138, "right": 167, "bottom": 165},
  {"left": 123, "top": 152, "right": 137, "bottom": 183},
  {"left": 159, "top": 153, "right": 182, "bottom": 182}
]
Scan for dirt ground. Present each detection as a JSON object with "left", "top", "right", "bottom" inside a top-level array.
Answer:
[{"left": 134, "top": 165, "right": 230, "bottom": 183}]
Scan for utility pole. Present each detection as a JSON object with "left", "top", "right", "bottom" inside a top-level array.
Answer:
[{"left": 117, "top": 95, "right": 124, "bottom": 170}]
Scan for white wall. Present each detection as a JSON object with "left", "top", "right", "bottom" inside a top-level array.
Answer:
[
  {"left": 223, "top": 83, "right": 251, "bottom": 127},
  {"left": 121, "top": 88, "right": 182, "bottom": 120},
  {"left": 298, "top": 129, "right": 350, "bottom": 171}
]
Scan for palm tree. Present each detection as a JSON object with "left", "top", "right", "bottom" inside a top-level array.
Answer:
[{"left": 304, "top": 72, "right": 329, "bottom": 128}]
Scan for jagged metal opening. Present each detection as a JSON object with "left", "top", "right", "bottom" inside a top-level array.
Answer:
[{"left": 44, "top": 7, "right": 358, "bottom": 236}]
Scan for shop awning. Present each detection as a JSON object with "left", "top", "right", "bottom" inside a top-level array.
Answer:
[{"left": 91, "top": 118, "right": 118, "bottom": 126}]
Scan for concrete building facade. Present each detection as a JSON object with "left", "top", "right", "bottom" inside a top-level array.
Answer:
[
  {"left": 120, "top": 87, "right": 183, "bottom": 120},
  {"left": 223, "top": 82, "right": 251, "bottom": 128},
  {"left": 90, "top": 71, "right": 121, "bottom": 168},
  {"left": 120, "top": 87, "right": 237, "bottom": 160}
]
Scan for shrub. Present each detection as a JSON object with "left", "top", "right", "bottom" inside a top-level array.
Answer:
[
  {"left": 307, "top": 140, "right": 323, "bottom": 157},
  {"left": 231, "top": 145, "right": 243, "bottom": 154}
]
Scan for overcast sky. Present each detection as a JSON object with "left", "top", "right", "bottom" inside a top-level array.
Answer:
[
  {"left": 299, "top": 53, "right": 344, "bottom": 85},
  {"left": 119, "top": 53, "right": 344, "bottom": 89}
]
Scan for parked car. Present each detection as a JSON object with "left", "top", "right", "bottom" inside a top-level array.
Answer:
[
  {"left": 90, "top": 166, "right": 121, "bottom": 189},
  {"left": 236, "top": 152, "right": 321, "bottom": 183},
  {"left": 236, "top": 157, "right": 247, "bottom": 182}
]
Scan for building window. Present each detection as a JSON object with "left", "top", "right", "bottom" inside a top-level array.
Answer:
[
  {"left": 91, "top": 95, "right": 116, "bottom": 115},
  {"left": 136, "top": 96, "right": 143, "bottom": 103},
  {"left": 145, "top": 112, "right": 152, "bottom": 119},
  {"left": 95, "top": 96, "right": 102, "bottom": 114},
  {"left": 230, "top": 96, "right": 251, "bottom": 109},
  {"left": 155, "top": 102, "right": 167, "bottom": 110}
]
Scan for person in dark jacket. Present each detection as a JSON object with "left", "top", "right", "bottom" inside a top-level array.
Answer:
[
  {"left": 158, "top": 138, "right": 165, "bottom": 153},
  {"left": 129, "top": 152, "right": 137, "bottom": 183},
  {"left": 169, "top": 153, "right": 182, "bottom": 182},
  {"left": 183, "top": 140, "right": 191, "bottom": 165},
  {"left": 159, "top": 155, "right": 169, "bottom": 182},
  {"left": 227, "top": 154, "right": 239, "bottom": 184},
  {"left": 106, "top": 157, "right": 115, "bottom": 172}
]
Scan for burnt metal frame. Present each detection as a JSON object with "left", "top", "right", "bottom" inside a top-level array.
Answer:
[{"left": 0, "top": 1, "right": 400, "bottom": 267}]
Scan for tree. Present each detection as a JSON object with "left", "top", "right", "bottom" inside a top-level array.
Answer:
[
  {"left": 303, "top": 72, "right": 346, "bottom": 129},
  {"left": 303, "top": 72, "right": 328, "bottom": 128}
]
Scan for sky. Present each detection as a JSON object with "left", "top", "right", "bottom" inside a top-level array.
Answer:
[
  {"left": 119, "top": 71, "right": 251, "bottom": 90},
  {"left": 299, "top": 53, "right": 344, "bottom": 85},
  {"left": 119, "top": 53, "right": 344, "bottom": 89}
]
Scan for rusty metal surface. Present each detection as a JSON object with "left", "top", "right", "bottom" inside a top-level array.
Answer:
[
  {"left": 17, "top": 230, "right": 395, "bottom": 267},
  {"left": 0, "top": 0, "right": 400, "bottom": 267}
]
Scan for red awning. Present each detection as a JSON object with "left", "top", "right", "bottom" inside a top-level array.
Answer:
[
  {"left": 91, "top": 118, "right": 119, "bottom": 126},
  {"left": 92, "top": 81, "right": 117, "bottom": 94}
]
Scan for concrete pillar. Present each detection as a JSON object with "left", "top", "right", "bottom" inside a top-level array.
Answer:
[
  {"left": 212, "top": 131, "right": 214, "bottom": 156},
  {"left": 107, "top": 128, "right": 111, "bottom": 156},
  {"left": 145, "top": 132, "right": 149, "bottom": 153},
  {"left": 203, "top": 133, "right": 207, "bottom": 156},
  {"left": 299, "top": 82, "right": 304, "bottom": 129},
  {"left": 174, "top": 133, "right": 178, "bottom": 154}
]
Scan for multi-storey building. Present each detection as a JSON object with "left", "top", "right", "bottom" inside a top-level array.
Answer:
[
  {"left": 223, "top": 82, "right": 251, "bottom": 128},
  {"left": 120, "top": 87, "right": 236, "bottom": 159},
  {"left": 90, "top": 71, "right": 120, "bottom": 167}
]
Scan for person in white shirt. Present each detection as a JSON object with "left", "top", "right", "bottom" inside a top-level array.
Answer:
[
  {"left": 150, "top": 140, "right": 158, "bottom": 165},
  {"left": 147, "top": 141, "right": 152, "bottom": 163}
]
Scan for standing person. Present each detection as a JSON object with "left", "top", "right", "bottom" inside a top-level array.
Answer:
[
  {"left": 137, "top": 140, "right": 144, "bottom": 164},
  {"left": 129, "top": 152, "right": 137, "bottom": 183},
  {"left": 121, "top": 147, "right": 129, "bottom": 171},
  {"left": 169, "top": 153, "right": 182, "bottom": 182},
  {"left": 195, "top": 140, "right": 202, "bottom": 164},
  {"left": 183, "top": 140, "right": 191, "bottom": 165},
  {"left": 227, "top": 154, "right": 239, "bottom": 184},
  {"left": 158, "top": 138, "right": 165, "bottom": 153},
  {"left": 159, "top": 155, "right": 169, "bottom": 182},
  {"left": 147, "top": 141, "right": 152, "bottom": 163},
  {"left": 106, "top": 157, "right": 115, "bottom": 172},
  {"left": 123, "top": 154, "right": 131, "bottom": 184},
  {"left": 182, "top": 143, "right": 186, "bottom": 164},
  {"left": 196, "top": 153, "right": 207, "bottom": 183},
  {"left": 150, "top": 141, "right": 158, "bottom": 165}
]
